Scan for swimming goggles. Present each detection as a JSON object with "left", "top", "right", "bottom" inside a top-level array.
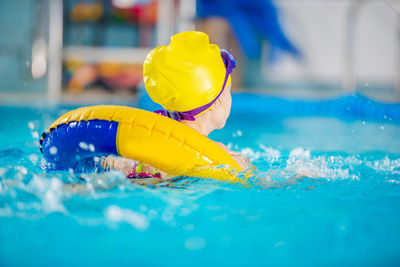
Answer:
[
  {"left": 154, "top": 49, "right": 237, "bottom": 122},
  {"left": 126, "top": 161, "right": 161, "bottom": 179}
]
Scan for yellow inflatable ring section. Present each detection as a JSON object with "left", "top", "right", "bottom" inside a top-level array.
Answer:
[{"left": 40, "top": 105, "right": 245, "bottom": 183}]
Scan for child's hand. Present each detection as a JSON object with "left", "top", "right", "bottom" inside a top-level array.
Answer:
[
  {"left": 101, "top": 155, "right": 135, "bottom": 176},
  {"left": 228, "top": 150, "right": 251, "bottom": 170},
  {"left": 140, "top": 163, "right": 167, "bottom": 179},
  {"left": 101, "top": 155, "right": 167, "bottom": 179},
  {"left": 214, "top": 142, "right": 251, "bottom": 170}
]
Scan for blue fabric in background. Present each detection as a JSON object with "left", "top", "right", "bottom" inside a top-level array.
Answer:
[{"left": 197, "top": 0, "right": 300, "bottom": 61}]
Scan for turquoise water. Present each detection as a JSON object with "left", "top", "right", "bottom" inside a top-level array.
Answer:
[{"left": 1, "top": 99, "right": 400, "bottom": 266}]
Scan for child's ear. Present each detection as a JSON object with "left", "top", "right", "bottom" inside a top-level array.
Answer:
[{"left": 210, "top": 102, "right": 218, "bottom": 112}]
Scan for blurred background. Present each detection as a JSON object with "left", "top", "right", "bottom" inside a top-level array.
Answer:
[{"left": 0, "top": 0, "right": 400, "bottom": 104}]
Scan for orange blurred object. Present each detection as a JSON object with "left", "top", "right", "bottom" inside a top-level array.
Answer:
[
  {"left": 98, "top": 62, "right": 142, "bottom": 91},
  {"left": 111, "top": 0, "right": 158, "bottom": 25},
  {"left": 64, "top": 57, "right": 86, "bottom": 72},
  {"left": 68, "top": 65, "right": 98, "bottom": 93},
  {"left": 70, "top": 2, "right": 104, "bottom": 22},
  {"left": 66, "top": 62, "right": 143, "bottom": 93},
  {"left": 134, "top": 1, "right": 158, "bottom": 25}
]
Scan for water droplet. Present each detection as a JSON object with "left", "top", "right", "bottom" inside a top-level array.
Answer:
[
  {"left": 105, "top": 205, "right": 149, "bottom": 230},
  {"left": 106, "top": 205, "right": 123, "bottom": 221},
  {"left": 28, "top": 154, "right": 39, "bottom": 163},
  {"left": 89, "top": 144, "right": 95, "bottom": 152},
  {"left": 31, "top": 131, "right": 39, "bottom": 139},
  {"left": 79, "top": 142, "right": 88, "bottom": 150},
  {"left": 49, "top": 146, "right": 58, "bottom": 155},
  {"left": 18, "top": 166, "right": 27, "bottom": 175},
  {"left": 185, "top": 237, "right": 206, "bottom": 250},
  {"left": 380, "top": 126, "right": 384, "bottom": 130},
  {"left": 28, "top": 122, "right": 35, "bottom": 130}
]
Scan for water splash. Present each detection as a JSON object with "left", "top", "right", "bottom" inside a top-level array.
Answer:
[
  {"left": 240, "top": 146, "right": 398, "bottom": 184},
  {"left": 1, "top": 146, "right": 400, "bottom": 226},
  {"left": 366, "top": 156, "right": 400, "bottom": 175},
  {"left": 105, "top": 205, "right": 149, "bottom": 230}
]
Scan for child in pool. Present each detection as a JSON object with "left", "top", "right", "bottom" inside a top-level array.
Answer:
[{"left": 101, "top": 31, "right": 251, "bottom": 179}]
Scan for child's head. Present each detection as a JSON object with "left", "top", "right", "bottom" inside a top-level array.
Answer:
[{"left": 143, "top": 31, "right": 236, "bottom": 131}]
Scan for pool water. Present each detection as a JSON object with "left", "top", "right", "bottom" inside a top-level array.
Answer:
[{"left": 1, "top": 100, "right": 400, "bottom": 266}]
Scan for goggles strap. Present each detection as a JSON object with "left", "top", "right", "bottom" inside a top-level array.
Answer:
[{"left": 154, "top": 49, "right": 236, "bottom": 122}]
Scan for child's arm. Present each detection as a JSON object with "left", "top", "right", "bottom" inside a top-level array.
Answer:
[
  {"left": 100, "top": 155, "right": 134, "bottom": 176},
  {"left": 214, "top": 142, "right": 251, "bottom": 170},
  {"left": 100, "top": 155, "right": 166, "bottom": 178}
]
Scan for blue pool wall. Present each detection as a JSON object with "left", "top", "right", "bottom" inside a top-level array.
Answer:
[{"left": 138, "top": 91, "right": 400, "bottom": 125}]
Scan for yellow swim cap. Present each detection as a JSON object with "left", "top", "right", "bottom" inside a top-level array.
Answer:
[{"left": 143, "top": 31, "right": 230, "bottom": 113}]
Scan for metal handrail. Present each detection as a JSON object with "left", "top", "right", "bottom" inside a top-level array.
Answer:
[{"left": 342, "top": 0, "right": 367, "bottom": 92}]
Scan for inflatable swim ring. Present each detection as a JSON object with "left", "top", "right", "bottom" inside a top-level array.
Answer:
[{"left": 40, "top": 105, "right": 245, "bottom": 182}]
